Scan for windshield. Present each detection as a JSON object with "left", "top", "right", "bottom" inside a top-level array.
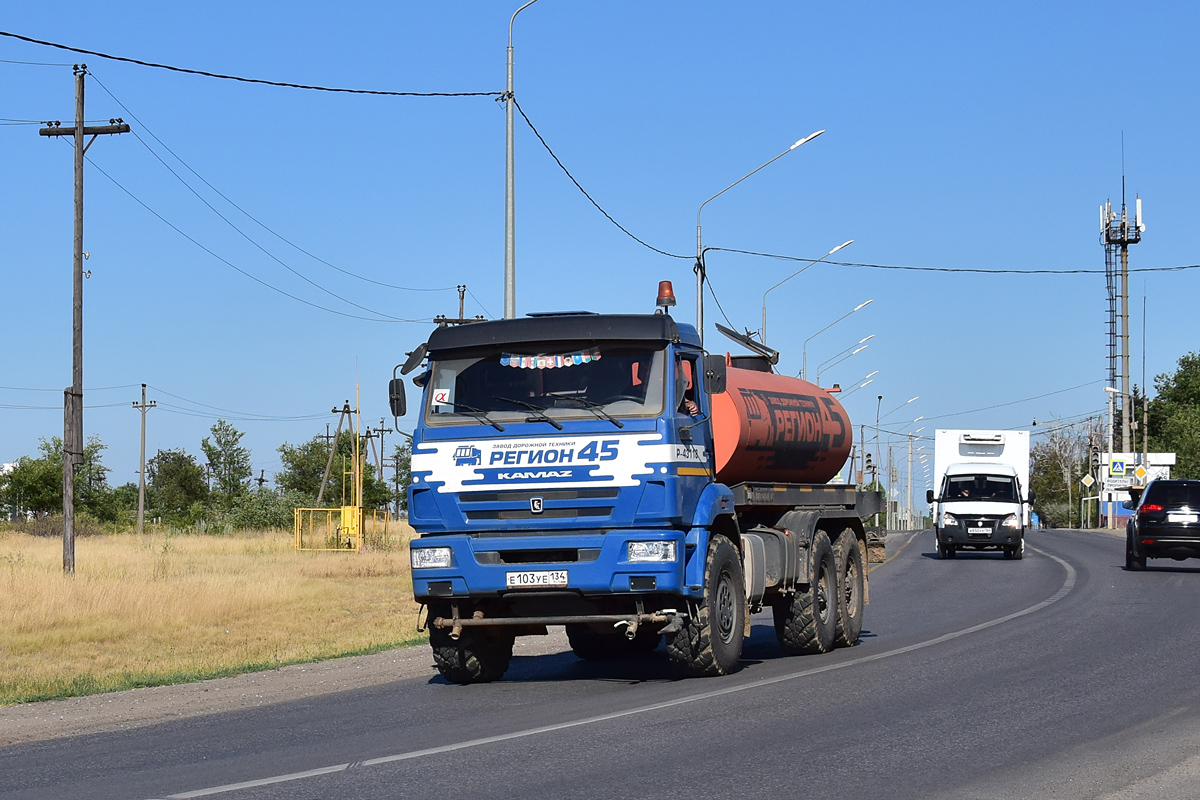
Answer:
[
  {"left": 424, "top": 344, "right": 666, "bottom": 426},
  {"left": 1143, "top": 481, "right": 1200, "bottom": 509},
  {"left": 943, "top": 474, "right": 1018, "bottom": 502}
]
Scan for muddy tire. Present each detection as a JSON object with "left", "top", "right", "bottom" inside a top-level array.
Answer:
[
  {"left": 430, "top": 625, "right": 514, "bottom": 684},
  {"left": 567, "top": 624, "right": 661, "bottom": 659},
  {"left": 667, "top": 534, "right": 745, "bottom": 678},
  {"left": 833, "top": 532, "right": 865, "bottom": 647},
  {"left": 773, "top": 530, "right": 837, "bottom": 655}
]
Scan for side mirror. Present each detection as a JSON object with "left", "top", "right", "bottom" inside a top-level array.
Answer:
[
  {"left": 926, "top": 489, "right": 935, "bottom": 505},
  {"left": 1121, "top": 499, "right": 1135, "bottom": 510},
  {"left": 703, "top": 354, "right": 727, "bottom": 395},
  {"left": 1028, "top": 489, "right": 1036, "bottom": 505},
  {"left": 388, "top": 377, "right": 407, "bottom": 418}
]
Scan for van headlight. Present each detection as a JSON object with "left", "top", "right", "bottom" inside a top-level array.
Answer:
[
  {"left": 1001, "top": 514, "right": 1020, "bottom": 529},
  {"left": 411, "top": 546, "right": 452, "bottom": 569},
  {"left": 628, "top": 541, "right": 677, "bottom": 562},
  {"left": 942, "top": 513, "right": 959, "bottom": 526}
]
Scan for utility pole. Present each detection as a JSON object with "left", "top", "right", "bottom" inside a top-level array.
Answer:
[
  {"left": 434, "top": 285, "right": 486, "bottom": 327},
  {"left": 1100, "top": 180, "right": 1143, "bottom": 455},
  {"left": 907, "top": 432, "right": 914, "bottom": 531},
  {"left": 317, "top": 402, "right": 352, "bottom": 506},
  {"left": 372, "top": 418, "right": 394, "bottom": 477},
  {"left": 39, "top": 65, "right": 129, "bottom": 576},
  {"left": 131, "top": 383, "right": 156, "bottom": 536}
]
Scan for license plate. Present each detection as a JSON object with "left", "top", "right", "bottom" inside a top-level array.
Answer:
[
  {"left": 505, "top": 570, "right": 568, "bottom": 588},
  {"left": 967, "top": 527, "right": 991, "bottom": 535},
  {"left": 1168, "top": 513, "right": 1198, "bottom": 523}
]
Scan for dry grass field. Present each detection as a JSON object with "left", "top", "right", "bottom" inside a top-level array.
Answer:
[{"left": 0, "top": 525, "right": 425, "bottom": 705}]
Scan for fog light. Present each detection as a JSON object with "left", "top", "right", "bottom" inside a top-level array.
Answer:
[
  {"left": 411, "top": 546, "right": 452, "bottom": 569},
  {"left": 628, "top": 541, "right": 677, "bottom": 562}
]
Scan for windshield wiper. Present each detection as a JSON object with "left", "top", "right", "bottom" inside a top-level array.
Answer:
[
  {"left": 554, "top": 395, "right": 624, "bottom": 429},
  {"left": 443, "top": 401, "right": 505, "bottom": 432},
  {"left": 492, "top": 396, "right": 564, "bottom": 430}
]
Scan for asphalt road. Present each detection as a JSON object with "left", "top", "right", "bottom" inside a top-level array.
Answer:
[{"left": 6, "top": 528, "right": 1200, "bottom": 800}]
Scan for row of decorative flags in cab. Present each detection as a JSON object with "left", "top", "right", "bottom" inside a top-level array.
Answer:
[{"left": 500, "top": 348, "right": 603, "bottom": 370}]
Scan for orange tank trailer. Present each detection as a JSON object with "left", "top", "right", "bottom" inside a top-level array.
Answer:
[{"left": 710, "top": 365, "right": 853, "bottom": 485}]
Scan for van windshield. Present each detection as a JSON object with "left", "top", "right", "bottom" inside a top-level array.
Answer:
[
  {"left": 424, "top": 344, "right": 666, "bottom": 425},
  {"left": 943, "top": 475, "right": 1018, "bottom": 502}
]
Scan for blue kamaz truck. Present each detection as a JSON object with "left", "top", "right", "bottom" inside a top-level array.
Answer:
[{"left": 389, "top": 284, "right": 881, "bottom": 683}]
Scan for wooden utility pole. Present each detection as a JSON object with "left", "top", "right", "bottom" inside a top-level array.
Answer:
[
  {"left": 131, "top": 383, "right": 156, "bottom": 536},
  {"left": 317, "top": 402, "right": 352, "bottom": 506},
  {"left": 39, "top": 65, "right": 129, "bottom": 575}
]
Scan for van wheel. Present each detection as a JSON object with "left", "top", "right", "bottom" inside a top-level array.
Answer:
[
  {"left": 667, "top": 534, "right": 745, "bottom": 677},
  {"left": 833, "top": 532, "right": 865, "bottom": 647},
  {"left": 774, "top": 530, "right": 837, "bottom": 655}
]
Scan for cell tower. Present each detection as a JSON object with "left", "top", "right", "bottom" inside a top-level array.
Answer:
[{"left": 1099, "top": 181, "right": 1144, "bottom": 454}]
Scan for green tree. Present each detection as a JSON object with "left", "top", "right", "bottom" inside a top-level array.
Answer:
[
  {"left": 1029, "top": 419, "right": 1097, "bottom": 528},
  {"left": 0, "top": 436, "right": 116, "bottom": 519},
  {"left": 229, "top": 488, "right": 312, "bottom": 530},
  {"left": 277, "top": 430, "right": 390, "bottom": 509},
  {"left": 148, "top": 448, "right": 209, "bottom": 523},
  {"left": 391, "top": 440, "right": 412, "bottom": 513},
  {"left": 1150, "top": 351, "right": 1200, "bottom": 479},
  {"left": 201, "top": 420, "right": 252, "bottom": 509}
]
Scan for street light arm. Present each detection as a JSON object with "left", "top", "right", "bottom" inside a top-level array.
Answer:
[
  {"left": 760, "top": 239, "right": 853, "bottom": 343},
  {"left": 509, "top": 0, "right": 541, "bottom": 46},
  {"left": 801, "top": 297, "right": 873, "bottom": 379}
]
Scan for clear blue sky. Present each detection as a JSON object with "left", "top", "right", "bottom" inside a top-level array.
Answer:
[{"left": 3, "top": 1, "right": 1197, "bottom": 494}]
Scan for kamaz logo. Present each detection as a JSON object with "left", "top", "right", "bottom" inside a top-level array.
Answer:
[
  {"left": 497, "top": 470, "right": 572, "bottom": 480},
  {"left": 530, "top": 497, "right": 544, "bottom": 514}
]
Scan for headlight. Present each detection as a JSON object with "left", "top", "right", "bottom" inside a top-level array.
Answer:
[
  {"left": 942, "top": 513, "right": 958, "bottom": 526},
  {"left": 411, "top": 546, "right": 452, "bottom": 569},
  {"left": 1001, "top": 514, "right": 1020, "bottom": 529},
  {"left": 627, "top": 541, "right": 677, "bottom": 562}
]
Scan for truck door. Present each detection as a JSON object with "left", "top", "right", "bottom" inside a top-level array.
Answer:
[{"left": 675, "top": 353, "right": 713, "bottom": 481}]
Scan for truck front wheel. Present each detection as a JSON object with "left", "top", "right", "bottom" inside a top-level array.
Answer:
[
  {"left": 773, "top": 530, "right": 837, "bottom": 655},
  {"left": 429, "top": 624, "right": 515, "bottom": 684},
  {"left": 667, "top": 534, "right": 745, "bottom": 678}
]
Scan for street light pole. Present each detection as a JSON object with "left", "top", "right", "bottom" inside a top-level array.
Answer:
[
  {"left": 802, "top": 299, "right": 873, "bottom": 380},
  {"left": 814, "top": 334, "right": 873, "bottom": 385},
  {"left": 697, "top": 130, "right": 824, "bottom": 345},
  {"left": 761, "top": 239, "right": 853, "bottom": 345},
  {"left": 504, "top": 0, "right": 541, "bottom": 320}
]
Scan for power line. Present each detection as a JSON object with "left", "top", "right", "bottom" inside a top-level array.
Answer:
[
  {"left": 0, "top": 383, "right": 139, "bottom": 392},
  {"left": 919, "top": 380, "right": 1105, "bottom": 423},
  {"left": 708, "top": 246, "right": 1200, "bottom": 276},
  {"left": 0, "top": 56, "right": 72, "bottom": 67},
  {"left": 79, "top": 147, "right": 432, "bottom": 323},
  {"left": 147, "top": 385, "right": 330, "bottom": 420},
  {"left": 512, "top": 97, "right": 689, "bottom": 260},
  {"left": 465, "top": 286, "right": 495, "bottom": 320},
  {"left": 0, "top": 30, "right": 502, "bottom": 97},
  {"left": 89, "top": 74, "right": 459, "bottom": 295}
]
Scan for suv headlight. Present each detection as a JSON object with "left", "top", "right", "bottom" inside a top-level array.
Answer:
[
  {"left": 942, "top": 513, "right": 958, "bottom": 526},
  {"left": 1001, "top": 514, "right": 1020, "bottom": 529},
  {"left": 628, "top": 541, "right": 677, "bottom": 562},
  {"left": 411, "top": 546, "right": 452, "bottom": 569}
]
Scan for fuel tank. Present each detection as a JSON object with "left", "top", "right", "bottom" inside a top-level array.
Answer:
[{"left": 710, "top": 366, "right": 853, "bottom": 485}]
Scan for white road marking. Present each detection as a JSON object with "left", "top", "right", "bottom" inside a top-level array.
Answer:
[{"left": 156, "top": 546, "right": 1075, "bottom": 799}]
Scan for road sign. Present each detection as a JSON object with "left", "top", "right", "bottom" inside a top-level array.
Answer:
[
  {"left": 1134, "top": 465, "right": 1147, "bottom": 481},
  {"left": 1110, "top": 460, "right": 1126, "bottom": 477},
  {"left": 1081, "top": 474, "right": 1095, "bottom": 488}
]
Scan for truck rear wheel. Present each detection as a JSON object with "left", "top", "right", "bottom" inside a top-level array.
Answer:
[
  {"left": 667, "top": 534, "right": 745, "bottom": 678},
  {"left": 566, "top": 624, "right": 661, "bottom": 660},
  {"left": 833, "top": 532, "right": 865, "bottom": 647},
  {"left": 429, "top": 625, "right": 514, "bottom": 684},
  {"left": 773, "top": 530, "right": 837, "bottom": 655}
]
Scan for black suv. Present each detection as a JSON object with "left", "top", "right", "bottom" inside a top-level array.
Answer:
[{"left": 1125, "top": 479, "right": 1200, "bottom": 570}]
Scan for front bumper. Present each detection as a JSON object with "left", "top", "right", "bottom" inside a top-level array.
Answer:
[
  {"left": 938, "top": 525, "right": 1022, "bottom": 549},
  {"left": 410, "top": 529, "right": 688, "bottom": 600}
]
